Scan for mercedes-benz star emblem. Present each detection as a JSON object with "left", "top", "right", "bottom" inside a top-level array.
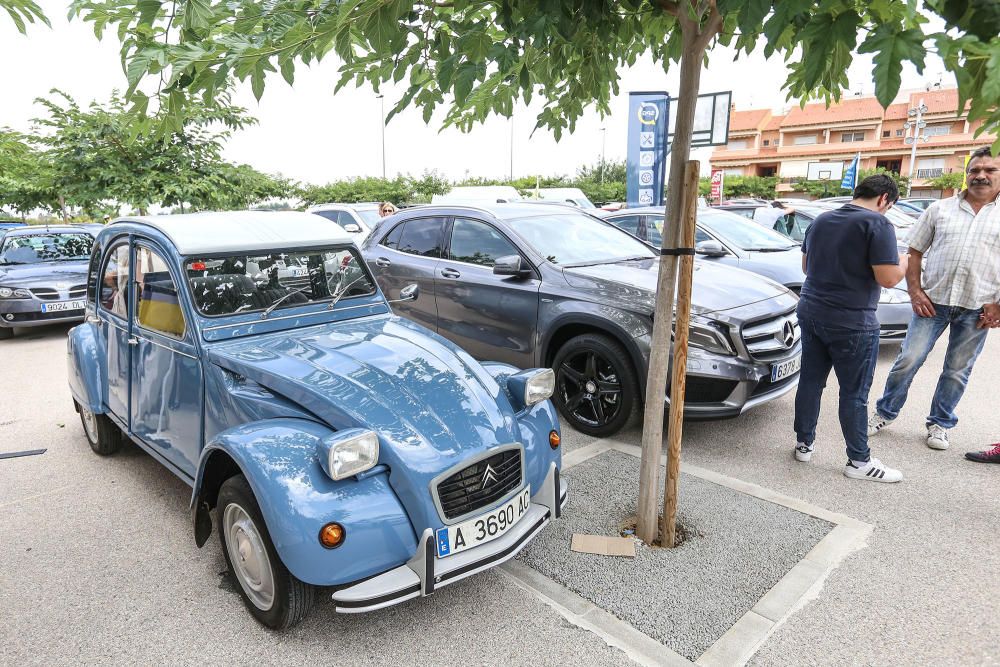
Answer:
[
  {"left": 782, "top": 320, "right": 796, "bottom": 348},
  {"left": 481, "top": 463, "right": 499, "bottom": 489}
]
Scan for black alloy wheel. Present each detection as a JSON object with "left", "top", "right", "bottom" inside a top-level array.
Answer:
[{"left": 552, "top": 333, "right": 638, "bottom": 437}]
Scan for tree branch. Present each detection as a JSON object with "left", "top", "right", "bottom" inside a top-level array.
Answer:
[{"left": 694, "top": 0, "right": 722, "bottom": 52}]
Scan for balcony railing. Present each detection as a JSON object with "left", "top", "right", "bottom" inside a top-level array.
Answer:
[{"left": 915, "top": 168, "right": 944, "bottom": 178}]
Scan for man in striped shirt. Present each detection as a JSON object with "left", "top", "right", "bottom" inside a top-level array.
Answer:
[{"left": 869, "top": 147, "right": 1000, "bottom": 460}]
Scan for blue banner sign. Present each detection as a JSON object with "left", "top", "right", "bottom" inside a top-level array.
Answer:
[{"left": 627, "top": 91, "right": 670, "bottom": 208}]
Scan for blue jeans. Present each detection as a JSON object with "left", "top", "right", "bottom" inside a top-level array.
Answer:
[
  {"left": 875, "top": 304, "right": 989, "bottom": 429},
  {"left": 794, "top": 316, "right": 880, "bottom": 462}
]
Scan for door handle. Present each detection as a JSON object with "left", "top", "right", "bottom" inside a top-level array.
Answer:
[
  {"left": 127, "top": 336, "right": 139, "bottom": 346},
  {"left": 375, "top": 257, "right": 391, "bottom": 267},
  {"left": 441, "top": 268, "right": 461, "bottom": 279}
]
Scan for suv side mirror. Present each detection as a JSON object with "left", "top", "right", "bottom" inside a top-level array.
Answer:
[
  {"left": 343, "top": 223, "right": 361, "bottom": 233},
  {"left": 493, "top": 255, "right": 531, "bottom": 277},
  {"left": 695, "top": 240, "right": 727, "bottom": 257},
  {"left": 388, "top": 283, "right": 419, "bottom": 303}
]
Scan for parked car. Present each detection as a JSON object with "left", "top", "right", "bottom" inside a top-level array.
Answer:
[
  {"left": 67, "top": 211, "right": 566, "bottom": 629},
  {"left": 902, "top": 197, "right": 939, "bottom": 211},
  {"left": 361, "top": 203, "right": 802, "bottom": 437},
  {"left": 0, "top": 225, "right": 95, "bottom": 339},
  {"left": 597, "top": 206, "right": 804, "bottom": 292},
  {"left": 818, "top": 196, "right": 923, "bottom": 218},
  {"left": 431, "top": 186, "right": 523, "bottom": 204},
  {"left": 720, "top": 201, "right": 915, "bottom": 246},
  {"left": 306, "top": 202, "right": 381, "bottom": 240},
  {"left": 533, "top": 188, "right": 596, "bottom": 209},
  {"left": 599, "top": 207, "right": 911, "bottom": 343}
]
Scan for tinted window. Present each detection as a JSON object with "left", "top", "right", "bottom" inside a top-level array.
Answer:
[
  {"left": 695, "top": 228, "right": 713, "bottom": 244},
  {"left": 100, "top": 243, "right": 129, "bottom": 319},
  {"left": 397, "top": 218, "right": 444, "bottom": 257},
  {"left": 136, "top": 246, "right": 186, "bottom": 338},
  {"left": 312, "top": 210, "right": 341, "bottom": 225},
  {"left": 507, "top": 213, "right": 654, "bottom": 265},
  {"left": 698, "top": 210, "right": 798, "bottom": 250},
  {"left": 608, "top": 215, "right": 641, "bottom": 236},
  {"left": 449, "top": 218, "right": 519, "bottom": 267},
  {"left": 380, "top": 222, "right": 404, "bottom": 250}
]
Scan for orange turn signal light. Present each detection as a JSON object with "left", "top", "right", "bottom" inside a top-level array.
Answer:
[
  {"left": 549, "top": 430, "right": 560, "bottom": 449},
  {"left": 319, "top": 522, "right": 345, "bottom": 549}
]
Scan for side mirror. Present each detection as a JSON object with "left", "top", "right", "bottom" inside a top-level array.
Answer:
[
  {"left": 343, "top": 223, "right": 362, "bottom": 233},
  {"left": 388, "top": 283, "right": 419, "bottom": 303},
  {"left": 695, "top": 240, "right": 727, "bottom": 257},
  {"left": 493, "top": 255, "right": 531, "bottom": 277}
]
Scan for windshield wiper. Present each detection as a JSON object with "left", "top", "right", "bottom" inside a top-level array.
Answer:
[
  {"left": 261, "top": 285, "right": 312, "bottom": 318},
  {"left": 327, "top": 276, "right": 370, "bottom": 310}
]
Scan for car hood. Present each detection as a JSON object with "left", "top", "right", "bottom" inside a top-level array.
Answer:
[
  {"left": 0, "top": 261, "right": 89, "bottom": 287},
  {"left": 562, "top": 258, "right": 788, "bottom": 315},
  {"left": 207, "top": 314, "right": 522, "bottom": 531},
  {"left": 740, "top": 249, "right": 805, "bottom": 286}
]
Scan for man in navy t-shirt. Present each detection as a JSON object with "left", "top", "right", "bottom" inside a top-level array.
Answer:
[{"left": 793, "top": 174, "right": 908, "bottom": 482}]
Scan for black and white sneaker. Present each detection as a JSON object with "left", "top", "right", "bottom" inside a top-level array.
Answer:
[
  {"left": 794, "top": 442, "right": 814, "bottom": 462},
  {"left": 843, "top": 458, "right": 903, "bottom": 483}
]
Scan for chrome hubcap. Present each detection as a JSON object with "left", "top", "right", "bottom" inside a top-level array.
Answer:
[
  {"left": 223, "top": 503, "right": 275, "bottom": 611},
  {"left": 81, "top": 407, "right": 97, "bottom": 442}
]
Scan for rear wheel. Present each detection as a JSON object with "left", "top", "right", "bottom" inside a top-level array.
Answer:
[
  {"left": 552, "top": 333, "right": 639, "bottom": 437},
  {"left": 218, "top": 475, "right": 314, "bottom": 629},
  {"left": 76, "top": 401, "right": 122, "bottom": 456}
]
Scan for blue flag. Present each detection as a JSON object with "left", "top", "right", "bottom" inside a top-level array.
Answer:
[
  {"left": 626, "top": 92, "right": 670, "bottom": 208},
  {"left": 841, "top": 153, "right": 860, "bottom": 191}
]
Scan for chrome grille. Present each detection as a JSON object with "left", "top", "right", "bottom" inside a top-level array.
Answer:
[
  {"left": 69, "top": 284, "right": 87, "bottom": 298},
  {"left": 436, "top": 448, "right": 522, "bottom": 521},
  {"left": 30, "top": 288, "right": 59, "bottom": 300},
  {"left": 742, "top": 311, "right": 800, "bottom": 360}
]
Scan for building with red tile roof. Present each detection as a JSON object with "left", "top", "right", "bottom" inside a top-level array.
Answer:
[{"left": 710, "top": 88, "right": 995, "bottom": 198}]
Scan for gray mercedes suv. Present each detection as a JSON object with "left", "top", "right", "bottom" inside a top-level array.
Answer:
[{"left": 361, "top": 203, "right": 801, "bottom": 436}]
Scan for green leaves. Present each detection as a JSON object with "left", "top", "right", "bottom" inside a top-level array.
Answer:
[
  {"left": 859, "top": 26, "right": 927, "bottom": 108},
  {"left": 2, "top": 0, "right": 49, "bottom": 34}
]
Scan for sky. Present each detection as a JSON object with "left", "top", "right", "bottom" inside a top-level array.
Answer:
[{"left": 1, "top": 2, "right": 950, "bottom": 184}]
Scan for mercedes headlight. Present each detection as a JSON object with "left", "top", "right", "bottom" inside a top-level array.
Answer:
[
  {"left": 0, "top": 287, "right": 31, "bottom": 299},
  {"left": 318, "top": 429, "right": 379, "bottom": 480},
  {"left": 688, "top": 317, "right": 736, "bottom": 356},
  {"left": 879, "top": 288, "right": 909, "bottom": 304}
]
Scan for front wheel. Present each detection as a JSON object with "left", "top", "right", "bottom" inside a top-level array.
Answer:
[
  {"left": 551, "top": 333, "right": 639, "bottom": 437},
  {"left": 218, "top": 475, "right": 314, "bottom": 629},
  {"left": 76, "top": 401, "right": 122, "bottom": 455}
]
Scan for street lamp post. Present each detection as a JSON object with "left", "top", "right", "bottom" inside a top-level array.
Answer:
[
  {"left": 904, "top": 99, "right": 929, "bottom": 196},
  {"left": 599, "top": 127, "right": 607, "bottom": 183},
  {"left": 509, "top": 116, "right": 514, "bottom": 181},
  {"left": 376, "top": 94, "right": 386, "bottom": 179}
]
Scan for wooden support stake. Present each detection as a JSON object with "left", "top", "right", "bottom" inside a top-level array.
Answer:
[{"left": 662, "top": 160, "right": 699, "bottom": 548}]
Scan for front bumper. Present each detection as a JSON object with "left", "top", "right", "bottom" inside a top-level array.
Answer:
[
  {"left": 0, "top": 296, "right": 85, "bottom": 329},
  {"left": 331, "top": 462, "right": 567, "bottom": 613},
  {"left": 876, "top": 301, "right": 910, "bottom": 344}
]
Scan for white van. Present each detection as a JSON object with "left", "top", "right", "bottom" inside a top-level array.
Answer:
[
  {"left": 534, "top": 188, "right": 595, "bottom": 209},
  {"left": 431, "top": 186, "right": 523, "bottom": 204}
]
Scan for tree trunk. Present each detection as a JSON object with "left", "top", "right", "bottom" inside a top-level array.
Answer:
[{"left": 635, "top": 26, "right": 707, "bottom": 546}]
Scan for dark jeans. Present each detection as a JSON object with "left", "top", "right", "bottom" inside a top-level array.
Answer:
[
  {"left": 794, "top": 316, "right": 880, "bottom": 462},
  {"left": 875, "top": 304, "right": 988, "bottom": 428}
]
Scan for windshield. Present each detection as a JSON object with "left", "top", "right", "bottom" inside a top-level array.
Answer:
[
  {"left": 356, "top": 209, "right": 381, "bottom": 225},
  {"left": 696, "top": 210, "right": 798, "bottom": 251},
  {"left": 0, "top": 233, "right": 93, "bottom": 265},
  {"left": 508, "top": 213, "right": 655, "bottom": 265},
  {"left": 185, "top": 247, "right": 377, "bottom": 317}
]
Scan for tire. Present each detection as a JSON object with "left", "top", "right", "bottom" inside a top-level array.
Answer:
[
  {"left": 218, "top": 475, "right": 314, "bottom": 629},
  {"left": 551, "top": 333, "right": 640, "bottom": 437},
  {"left": 0, "top": 327, "right": 12, "bottom": 340},
  {"left": 76, "top": 401, "right": 122, "bottom": 456}
]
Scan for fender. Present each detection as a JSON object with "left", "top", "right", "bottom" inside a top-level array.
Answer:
[
  {"left": 66, "top": 322, "right": 105, "bottom": 413},
  {"left": 539, "top": 311, "right": 650, "bottom": 394},
  {"left": 192, "top": 418, "right": 418, "bottom": 587}
]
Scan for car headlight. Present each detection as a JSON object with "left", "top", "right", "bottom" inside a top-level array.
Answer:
[
  {"left": 506, "top": 368, "right": 555, "bottom": 410},
  {"left": 318, "top": 429, "right": 379, "bottom": 480},
  {"left": 688, "top": 317, "right": 736, "bottom": 356},
  {"left": 879, "top": 288, "right": 910, "bottom": 304},
  {"left": 0, "top": 287, "right": 31, "bottom": 299}
]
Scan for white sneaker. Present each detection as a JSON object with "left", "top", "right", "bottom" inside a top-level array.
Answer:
[
  {"left": 843, "top": 457, "right": 903, "bottom": 483},
  {"left": 794, "top": 442, "right": 814, "bottom": 462},
  {"left": 926, "top": 423, "right": 950, "bottom": 450},
  {"left": 868, "top": 410, "right": 894, "bottom": 436}
]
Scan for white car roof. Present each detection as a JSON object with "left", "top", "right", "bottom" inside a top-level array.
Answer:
[
  {"left": 306, "top": 203, "right": 379, "bottom": 212},
  {"left": 112, "top": 211, "right": 351, "bottom": 255}
]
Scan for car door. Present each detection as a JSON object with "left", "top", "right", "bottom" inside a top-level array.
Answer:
[
  {"left": 96, "top": 240, "right": 132, "bottom": 425},
  {"left": 435, "top": 217, "right": 541, "bottom": 368},
  {"left": 129, "top": 242, "right": 203, "bottom": 477},
  {"left": 366, "top": 216, "right": 446, "bottom": 332}
]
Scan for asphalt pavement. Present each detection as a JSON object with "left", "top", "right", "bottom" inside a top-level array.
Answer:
[{"left": 1, "top": 323, "right": 998, "bottom": 665}]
